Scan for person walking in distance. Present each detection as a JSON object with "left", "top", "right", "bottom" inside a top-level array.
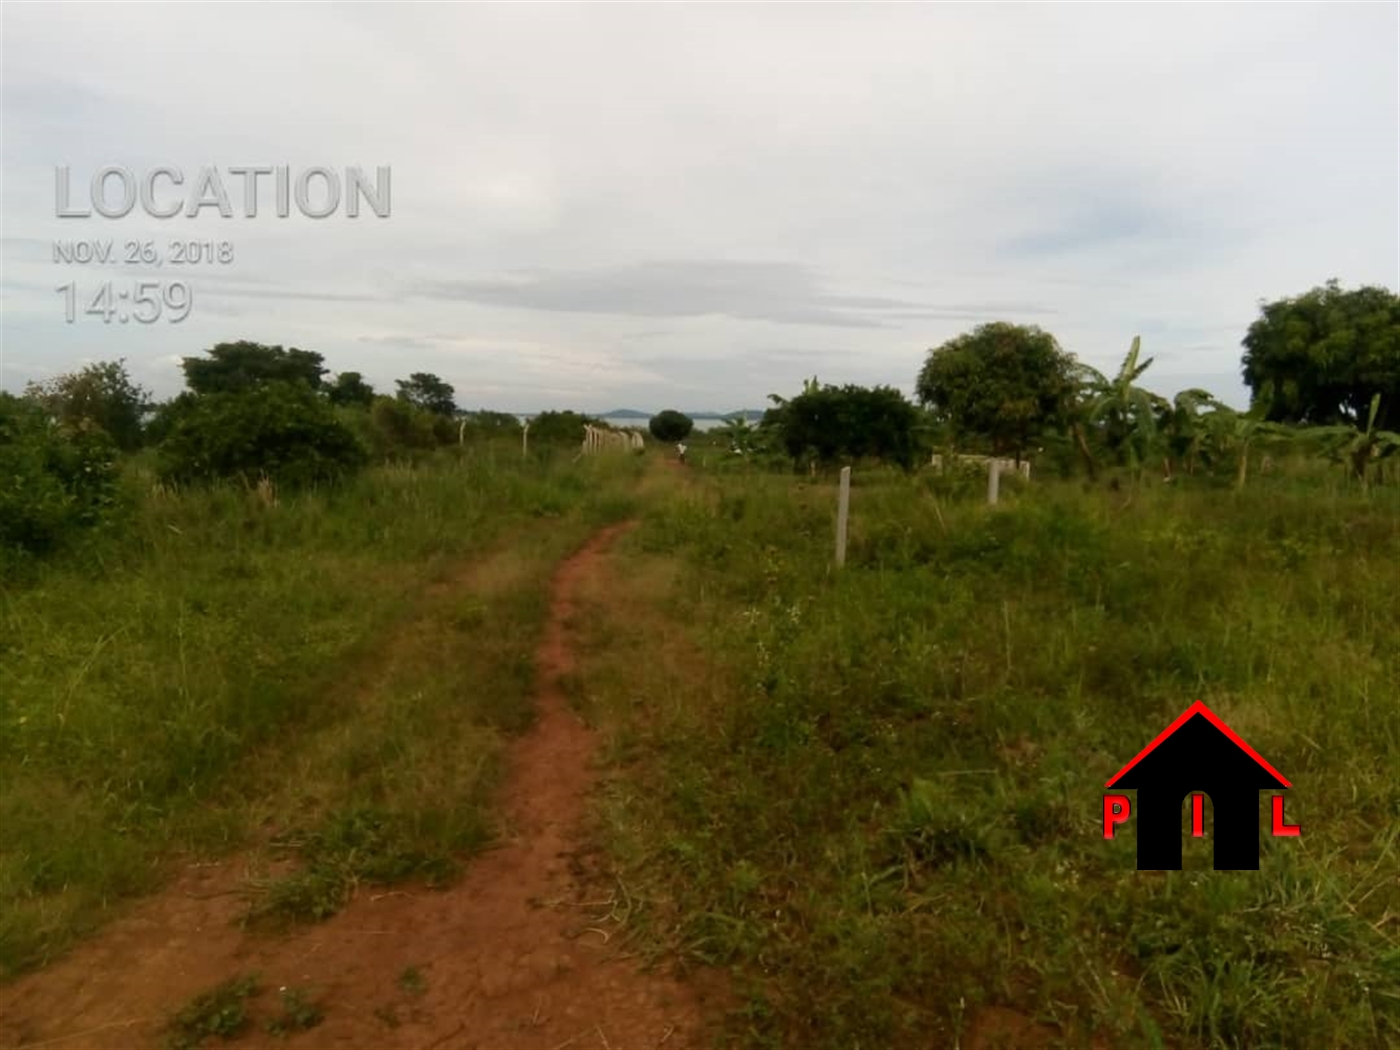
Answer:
[{"left": 676, "top": 441, "right": 688, "bottom": 465}]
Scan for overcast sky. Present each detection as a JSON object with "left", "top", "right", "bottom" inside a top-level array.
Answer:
[{"left": 2, "top": 2, "right": 1396, "bottom": 413}]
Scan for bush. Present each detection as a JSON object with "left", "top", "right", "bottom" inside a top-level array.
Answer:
[
  {"left": 527, "top": 410, "right": 597, "bottom": 445},
  {"left": 157, "top": 383, "right": 367, "bottom": 488},
  {"left": 366, "top": 396, "right": 453, "bottom": 455},
  {"left": 649, "top": 409, "right": 694, "bottom": 442},
  {"left": 0, "top": 392, "right": 122, "bottom": 557}
]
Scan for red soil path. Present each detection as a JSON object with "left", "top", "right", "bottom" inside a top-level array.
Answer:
[{"left": 0, "top": 521, "right": 722, "bottom": 1050}]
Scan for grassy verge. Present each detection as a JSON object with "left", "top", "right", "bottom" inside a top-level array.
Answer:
[
  {"left": 0, "top": 444, "right": 643, "bottom": 977},
  {"left": 577, "top": 462, "right": 1400, "bottom": 1048}
]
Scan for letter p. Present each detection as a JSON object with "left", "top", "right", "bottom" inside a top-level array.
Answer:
[{"left": 1103, "top": 794, "right": 1131, "bottom": 839}]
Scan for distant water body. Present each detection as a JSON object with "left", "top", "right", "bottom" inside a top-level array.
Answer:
[{"left": 513, "top": 414, "right": 761, "bottom": 432}]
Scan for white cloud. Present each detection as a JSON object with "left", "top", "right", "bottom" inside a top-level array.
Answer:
[{"left": 2, "top": 1, "right": 1395, "bottom": 412}]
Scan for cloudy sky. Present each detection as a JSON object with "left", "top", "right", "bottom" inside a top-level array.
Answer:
[{"left": 2, "top": 2, "right": 1396, "bottom": 414}]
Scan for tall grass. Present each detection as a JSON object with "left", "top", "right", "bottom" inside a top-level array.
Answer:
[
  {"left": 582, "top": 463, "right": 1400, "bottom": 1048},
  {"left": 0, "top": 444, "right": 643, "bottom": 976}
]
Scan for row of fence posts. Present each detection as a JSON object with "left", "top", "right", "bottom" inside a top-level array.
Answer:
[{"left": 834, "top": 460, "right": 1005, "bottom": 568}]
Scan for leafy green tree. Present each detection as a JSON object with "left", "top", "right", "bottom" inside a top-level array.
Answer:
[
  {"left": 327, "top": 371, "right": 376, "bottom": 407},
  {"left": 649, "top": 410, "right": 694, "bottom": 442},
  {"left": 778, "top": 382, "right": 920, "bottom": 471},
  {"left": 395, "top": 373, "right": 456, "bottom": 417},
  {"left": 24, "top": 359, "right": 151, "bottom": 452},
  {"left": 144, "top": 392, "right": 200, "bottom": 446},
  {"left": 181, "top": 341, "right": 327, "bottom": 395},
  {"left": 0, "top": 392, "right": 122, "bottom": 557},
  {"left": 1242, "top": 280, "right": 1400, "bottom": 430},
  {"left": 158, "top": 382, "right": 367, "bottom": 487},
  {"left": 916, "top": 323, "right": 1080, "bottom": 463}
]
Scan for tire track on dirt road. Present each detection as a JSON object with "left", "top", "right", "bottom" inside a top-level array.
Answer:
[{"left": 0, "top": 519, "right": 722, "bottom": 1050}]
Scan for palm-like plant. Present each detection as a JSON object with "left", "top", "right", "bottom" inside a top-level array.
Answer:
[
  {"left": 1298, "top": 393, "right": 1400, "bottom": 486},
  {"left": 717, "top": 415, "right": 762, "bottom": 455},
  {"left": 1159, "top": 388, "right": 1221, "bottom": 478},
  {"left": 1076, "top": 337, "right": 1171, "bottom": 478},
  {"left": 1201, "top": 404, "right": 1292, "bottom": 489}
]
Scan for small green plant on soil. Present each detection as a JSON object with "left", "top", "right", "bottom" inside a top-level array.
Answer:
[
  {"left": 266, "top": 985, "right": 325, "bottom": 1037},
  {"left": 164, "top": 974, "right": 260, "bottom": 1050},
  {"left": 398, "top": 964, "right": 427, "bottom": 996}
]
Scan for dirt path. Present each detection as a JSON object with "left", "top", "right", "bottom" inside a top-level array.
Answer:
[{"left": 0, "top": 521, "right": 720, "bottom": 1050}]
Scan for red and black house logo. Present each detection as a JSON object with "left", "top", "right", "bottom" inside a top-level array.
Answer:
[{"left": 1103, "top": 701, "right": 1300, "bottom": 870}]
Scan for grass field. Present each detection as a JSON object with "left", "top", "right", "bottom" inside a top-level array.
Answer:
[
  {"left": 573, "top": 456, "right": 1400, "bottom": 1048},
  {"left": 4, "top": 442, "right": 1399, "bottom": 1049},
  {"left": 0, "top": 443, "right": 642, "bottom": 976}
]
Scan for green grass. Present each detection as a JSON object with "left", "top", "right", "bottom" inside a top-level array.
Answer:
[
  {"left": 577, "top": 460, "right": 1400, "bottom": 1049},
  {"left": 0, "top": 442, "right": 644, "bottom": 976},
  {"left": 8, "top": 438, "right": 1399, "bottom": 1048}
]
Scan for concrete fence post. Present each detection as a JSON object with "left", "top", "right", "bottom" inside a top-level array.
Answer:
[{"left": 836, "top": 466, "right": 851, "bottom": 567}]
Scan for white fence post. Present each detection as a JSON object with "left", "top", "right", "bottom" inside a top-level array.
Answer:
[
  {"left": 522, "top": 422, "right": 530, "bottom": 458},
  {"left": 987, "top": 460, "right": 1001, "bottom": 505},
  {"left": 836, "top": 465, "right": 851, "bottom": 567}
]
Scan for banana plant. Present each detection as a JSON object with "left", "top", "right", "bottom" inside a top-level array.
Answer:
[
  {"left": 1297, "top": 393, "right": 1400, "bottom": 487},
  {"left": 1076, "top": 336, "right": 1171, "bottom": 479},
  {"left": 1158, "top": 388, "right": 1221, "bottom": 478},
  {"left": 765, "top": 375, "right": 822, "bottom": 409},
  {"left": 1202, "top": 404, "right": 1292, "bottom": 489},
  {"left": 717, "top": 415, "right": 763, "bottom": 455}
]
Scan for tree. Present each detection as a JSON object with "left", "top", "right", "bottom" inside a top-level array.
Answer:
[
  {"left": 24, "top": 358, "right": 150, "bottom": 451},
  {"left": 1242, "top": 280, "right": 1400, "bottom": 430},
  {"left": 916, "top": 323, "right": 1080, "bottom": 462},
  {"left": 181, "top": 341, "right": 327, "bottom": 395},
  {"left": 777, "top": 382, "right": 920, "bottom": 471},
  {"left": 1, "top": 392, "right": 122, "bottom": 556},
  {"left": 327, "top": 371, "right": 376, "bottom": 407},
  {"left": 158, "top": 382, "right": 367, "bottom": 487},
  {"left": 649, "top": 410, "right": 694, "bottom": 442},
  {"left": 395, "top": 372, "right": 456, "bottom": 416}
]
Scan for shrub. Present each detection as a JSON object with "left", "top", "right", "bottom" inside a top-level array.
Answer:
[
  {"left": 366, "top": 396, "right": 451, "bottom": 454},
  {"left": 649, "top": 409, "right": 694, "bottom": 442},
  {"left": 24, "top": 358, "right": 151, "bottom": 452},
  {"left": 157, "top": 383, "right": 367, "bottom": 488},
  {"left": 0, "top": 392, "right": 122, "bottom": 558},
  {"left": 527, "top": 410, "right": 597, "bottom": 445}
]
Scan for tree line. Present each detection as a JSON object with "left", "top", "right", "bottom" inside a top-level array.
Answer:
[
  {"left": 3, "top": 278, "right": 1396, "bottom": 563},
  {"left": 0, "top": 341, "right": 629, "bottom": 562},
  {"left": 729, "top": 279, "right": 1398, "bottom": 484}
]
